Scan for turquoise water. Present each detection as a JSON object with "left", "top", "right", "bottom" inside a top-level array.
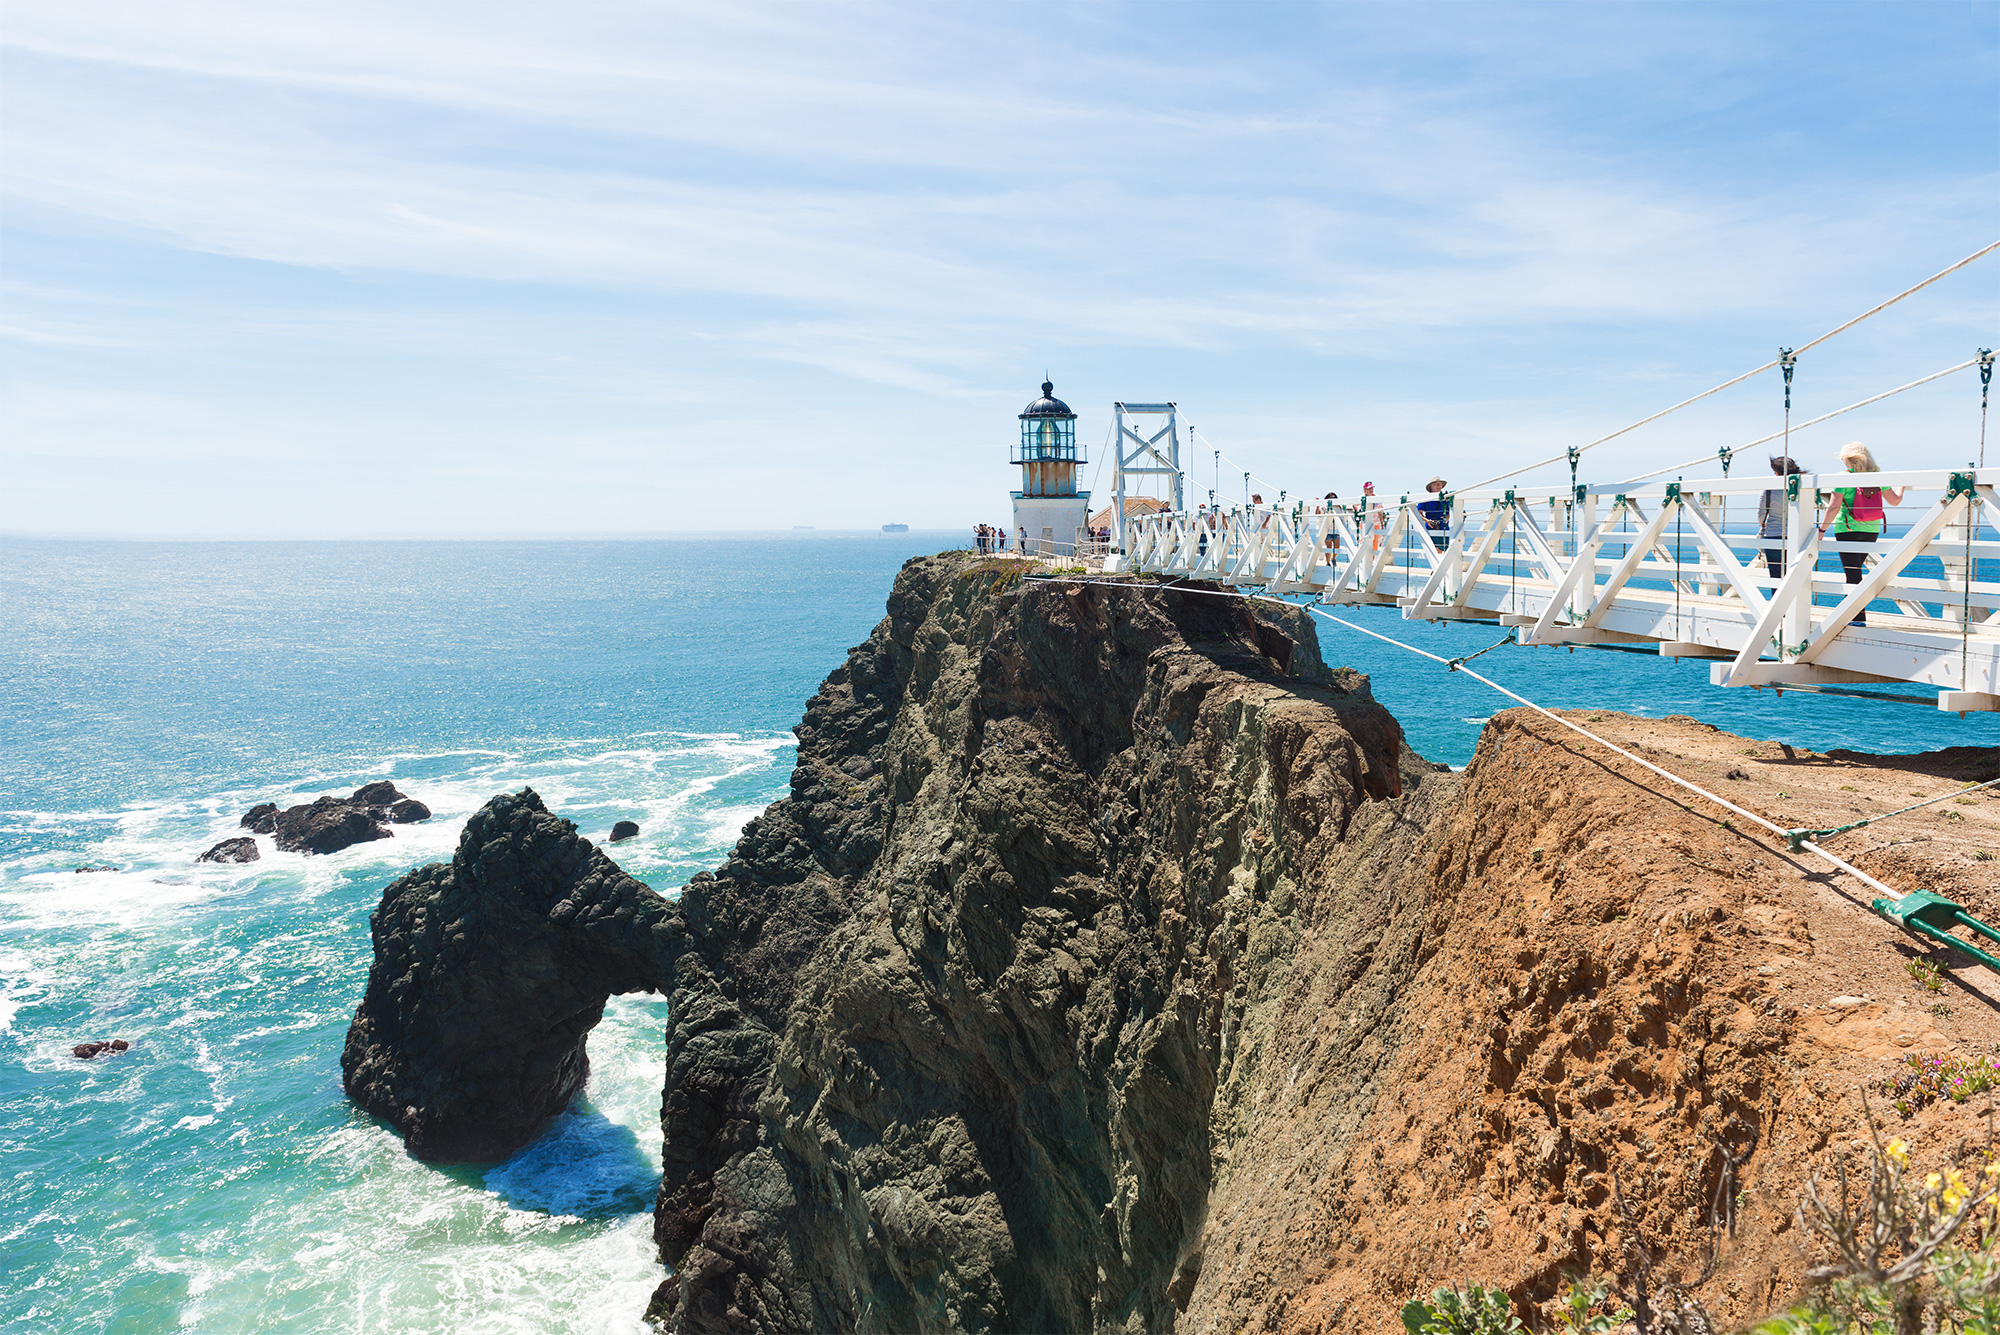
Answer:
[{"left": 4, "top": 535, "right": 1997, "bottom": 1334}]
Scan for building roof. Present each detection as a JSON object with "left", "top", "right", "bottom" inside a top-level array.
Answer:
[
  {"left": 1019, "top": 381, "right": 1075, "bottom": 419},
  {"left": 1088, "top": 496, "right": 1171, "bottom": 530}
]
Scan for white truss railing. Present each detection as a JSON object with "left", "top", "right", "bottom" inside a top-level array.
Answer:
[{"left": 1113, "top": 470, "right": 2000, "bottom": 712}]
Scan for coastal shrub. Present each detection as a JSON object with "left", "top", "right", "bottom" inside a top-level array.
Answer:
[
  {"left": 1906, "top": 958, "right": 1946, "bottom": 992},
  {"left": 1753, "top": 1131, "right": 2000, "bottom": 1334},
  {"left": 1400, "top": 1284, "right": 1523, "bottom": 1334},
  {"left": 1550, "top": 1278, "right": 1632, "bottom": 1333},
  {"left": 1881, "top": 1053, "right": 2000, "bottom": 1114}
]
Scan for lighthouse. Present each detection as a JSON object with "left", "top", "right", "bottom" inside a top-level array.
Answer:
[{"left": 1012, "top": 380, "right": 1090, "bottom": 558}]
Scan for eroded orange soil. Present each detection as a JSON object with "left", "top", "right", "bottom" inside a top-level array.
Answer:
[{"left": 1188, "top": 709, "right": 2000, "bottom": 1333}]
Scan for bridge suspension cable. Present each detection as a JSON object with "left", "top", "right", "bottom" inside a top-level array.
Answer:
[
  {"left": 1611, "top": 356, "right": 1984, "bottom": 486},
  {"left": 1461, "top": 238, "right": 2000, "bottom": 493},
  {"left": 1188, "top": 426, "right": 1291, "bottom": 504}
]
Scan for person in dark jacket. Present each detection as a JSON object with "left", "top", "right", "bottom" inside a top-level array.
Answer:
[
  {"left": 1757, "top": 456, "right": 1802, "bottom": 580},
  {"left": 1415, "top": 476, "right": 1449, "bottom": 549}
]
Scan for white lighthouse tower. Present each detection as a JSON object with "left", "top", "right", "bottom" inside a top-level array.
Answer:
[{"left": 1011, "top": 380, "right": 1089, "bottom": 558}]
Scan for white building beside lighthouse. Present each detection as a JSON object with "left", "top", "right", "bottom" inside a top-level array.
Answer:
[{"left": 1011, "top": 381, "right": 1089, "bottom": 558}]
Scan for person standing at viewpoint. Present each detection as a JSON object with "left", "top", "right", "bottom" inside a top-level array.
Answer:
[
  {"left": 1818, "top": 441, "right": 1904, "bottom": 626},
  {"left": 1360, "top": 481, "right": 1382, "bottom": 551},
  {"left": 1416, "top": 476, "right": 1449, "bottom": 549},
  {"left": 1756, "top": 456, "right": 1802, "bottom": 580}
]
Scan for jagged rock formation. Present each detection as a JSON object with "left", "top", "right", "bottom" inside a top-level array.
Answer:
[
  {"left": 197, "top": 836, "right": 259, "bottom": 863},
  {"left": 340, "top": 549, "right": 1984, "bottom": 1330},
  {"left": 240, "top": 782, "right": 431, "bottom": 855},
  {"left": 277, "top": 796, "right": 391, "bottom": 854},
  {"left": 341, "top": 788, "right": 675, "bottom": 1161},
  {"left": 649, "top": 555, "right": 1425, "bottom": 1332}
]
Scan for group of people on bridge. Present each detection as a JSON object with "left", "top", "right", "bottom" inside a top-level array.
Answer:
[
  {"left": 1173, "top": 438, "right": 1906, "bottom": 606},
  {"left": 1188, "top": 475, "right": 1456, "bottom": 558}
]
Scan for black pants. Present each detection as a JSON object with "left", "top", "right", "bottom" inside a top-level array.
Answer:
[
  {"left": 1763, "top": 548, "right": 1784, "bottom": 580},
  {"left": 1836, "top": 529, "right": 1878, "bottom": 623},
  {"left": 1836, "top": 529, "right": 1878, "bottom": 584}
]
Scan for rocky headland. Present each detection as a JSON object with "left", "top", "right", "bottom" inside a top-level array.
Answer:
[{"left": 345, "top": 551, "right": 2000, "bottom": 1332}]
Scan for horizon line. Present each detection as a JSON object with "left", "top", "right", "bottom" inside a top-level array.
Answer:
[{"left": 0, "top": 527, "right": 975, "bottom": 544}]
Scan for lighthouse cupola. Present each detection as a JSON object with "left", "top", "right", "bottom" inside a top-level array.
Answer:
[
  {"left": 1010, "top": 380, "right": 1091, "bottom": 558},
  {"left": 1015, "top": 382, "right": 1081, "bottom": 495}
]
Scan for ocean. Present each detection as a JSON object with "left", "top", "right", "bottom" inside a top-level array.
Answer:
[{"left": 4, "top": 534, "right": 1997, "bottom": 1333}]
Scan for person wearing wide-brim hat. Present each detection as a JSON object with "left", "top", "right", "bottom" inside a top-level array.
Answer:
[{"left": 1416, "top": 476, "right": 1450, "bottom": 548}]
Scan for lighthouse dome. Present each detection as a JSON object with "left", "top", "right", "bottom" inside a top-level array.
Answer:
[{"left": 1019, "top": 381, "right": 1075, "bottom": 419}]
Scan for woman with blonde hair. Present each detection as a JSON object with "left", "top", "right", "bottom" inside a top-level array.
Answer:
[{"left": 1818, "top": 441, "right": 1905, "bottom": 626}]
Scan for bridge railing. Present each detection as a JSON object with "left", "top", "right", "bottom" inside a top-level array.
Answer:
[{"left": 1117, "top": 468, "right": 2000, "bottom": 706}]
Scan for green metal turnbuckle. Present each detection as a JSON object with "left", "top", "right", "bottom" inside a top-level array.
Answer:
[{"left": 1873, "top": 890, "right": 2000, "bottom": 974}]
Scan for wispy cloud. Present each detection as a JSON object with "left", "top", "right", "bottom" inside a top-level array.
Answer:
[{"left": 2, "top": 1, "right": 1993, "bottom": 533}]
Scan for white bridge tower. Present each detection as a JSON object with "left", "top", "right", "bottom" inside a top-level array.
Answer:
[{"left": 1111, "top": 401, "right": 1183, "bottom": 551}]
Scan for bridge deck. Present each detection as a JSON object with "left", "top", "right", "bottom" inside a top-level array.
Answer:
[{"left": 1113, "top": 468, "right": 2000, "bottom": 711}]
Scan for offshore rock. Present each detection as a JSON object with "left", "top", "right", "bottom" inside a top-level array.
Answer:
[
  {"left": 649, "top": 555, "right": 1423, "bottom": 1332},
  {"left": 610, "top": 820, "right": 640, "bottom": 843},
  {"left": 351, "top": 781, "right": 428, "bottom": 822},
  {"left": 340, "top": 787, "right": 675, "bottom": 1162},
  {"left": 197, "top": 836, "right": 260, "bottom": 864},
  {"left": 274, "top": 796, "right": 389, "bottom": 855},
  {"left": 243, "top": 783, "right": 428, "bottom": 855}
]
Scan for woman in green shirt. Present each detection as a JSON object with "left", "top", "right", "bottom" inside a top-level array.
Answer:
[{"left": 1817, "top": 441, "right": 1905, "bottom": 626}]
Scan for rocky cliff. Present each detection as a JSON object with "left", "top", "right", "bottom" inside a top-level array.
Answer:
[
  {"left": 649, "top": 555, "right": 1435, "bottom": 1332},
  {"left": 345, "top": 549, "right": 2000, "bottom": 1331}
]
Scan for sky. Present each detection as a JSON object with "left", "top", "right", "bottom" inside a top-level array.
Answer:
[{"left": 2, "top": 1, "right": 1995, "bottom": 537}]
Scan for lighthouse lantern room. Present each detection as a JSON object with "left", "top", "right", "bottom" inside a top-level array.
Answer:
[{"left": 1011, "top": 380, "right": 1090, "bottom": 558}]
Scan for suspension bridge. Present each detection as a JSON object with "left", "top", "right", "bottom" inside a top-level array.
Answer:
[{"left": 1101, "top": 241, "right": 2000, "bottom": 715}]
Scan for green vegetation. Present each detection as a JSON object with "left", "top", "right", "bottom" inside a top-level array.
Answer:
[
  {"left": 1552, "top": 1278, "right": 1633, "bottom": 1334},
  {"left": 1908, "top": 957, "right": 1947, "bottom": 991},
  {"left": 1882, "top": 1052, "right": 2000, "bottom": 1114},
  {"left": 1400, "top": 1285, "right": 1523, "bottom": 1334},
  {"left": 1751, "top": 1132, "right": 2000, "bottom": 1334}
]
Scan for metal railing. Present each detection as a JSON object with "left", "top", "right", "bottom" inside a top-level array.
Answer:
[{"left": 1117, "top": 470, "right": 2000, "bottom": 709}]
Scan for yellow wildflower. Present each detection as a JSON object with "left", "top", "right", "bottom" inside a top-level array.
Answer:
[
  {"left": 1888, "top": 1139, "right": 1911, "bottom": 1167},
  {"left": 1926, "top": 1173, "right": 1944, "bottom": 1193}
]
